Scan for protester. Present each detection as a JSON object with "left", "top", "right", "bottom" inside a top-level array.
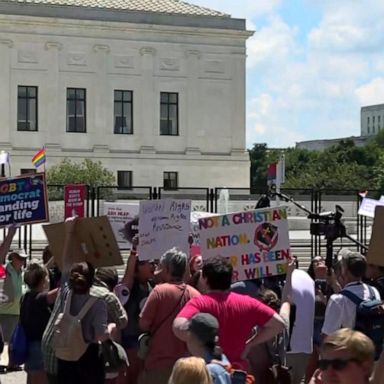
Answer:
[
  {"left": 120, "top": 239, "right": 155, "bottom": 384},
  {"left": 173, "top": 256, "right": 285, "bottom": 371},
  {"left": 42, "top": 246, "right": 61, "bottom": 290},
  {"left": 309, "top": 328, "right": 375, "bottom": 384},
  {"left": 168, "top": 357, "right": 213, "bottom": 384},
  {"left": 366, "top": 263, "right": 384, "bottom": 298},
  {"left": 186, "top": 313, "right": 231, "bottom": 384},
  {"left": 20, "top": 262, "right": 58, "bottom": 384},
  {"left": 188, "top": 254, "right": 205, "bottom": 292},
  {"left": 138, "top": 247, "right": 200, "bottom": 384},
  {"left": 56, "top": 261, "right": 115, "bottom": 384}
]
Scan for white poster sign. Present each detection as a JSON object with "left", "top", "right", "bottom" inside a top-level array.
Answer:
[
  {"left": 103, "top": 202, "right": 139, "bottom": 249},
  {"left": 199, "top": 207, "right": 290, "bottom": 282},
  {"left": 358, "top": 198, "right": 384, "bottom": 218},
  {"left": 190, "top": 211, "right": 217, "bottom": 246},
  {"left": 138, "top": 199, "right": 191, "bottom": 261}
]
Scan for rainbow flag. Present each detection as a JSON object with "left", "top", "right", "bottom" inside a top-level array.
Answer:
[{"left": 32, "top": 147, "right": 46, "bottom": 168}]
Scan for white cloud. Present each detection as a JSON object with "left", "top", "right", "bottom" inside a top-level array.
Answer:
[{"left": 355, "top": 78, "right": 384, "bottom": 107}]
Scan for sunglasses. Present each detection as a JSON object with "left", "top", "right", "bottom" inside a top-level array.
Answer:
[{"left": 318, "top": 358, "right": 359, "bottom": 371}]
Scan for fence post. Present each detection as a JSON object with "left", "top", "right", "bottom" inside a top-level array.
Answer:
[
  {"left": 153, "top": 187, "right": 158, "bottom": 200},
  {"left": 209, "top": 189, "right": 214, "bottom": 213}
]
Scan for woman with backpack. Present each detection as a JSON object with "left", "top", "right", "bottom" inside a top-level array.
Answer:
[
  {"left": 55, "top": 261, "right": 116, "bottom": 384},
  {"left": 20, "top": 262, "right": 58, "bottom": 384}
]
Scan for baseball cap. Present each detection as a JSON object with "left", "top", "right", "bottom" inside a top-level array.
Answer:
[
  {"left": 8, "top": 249, "right": 28, "bottom": 261},
  {"left": 188, "top": 313, "right": 219, "bottom": 344}
]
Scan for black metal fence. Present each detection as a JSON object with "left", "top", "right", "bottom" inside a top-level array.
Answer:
[{"left": 19, "top": 185, "right": 376, "bottom": 259}]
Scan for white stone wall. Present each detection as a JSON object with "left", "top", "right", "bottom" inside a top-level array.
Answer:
[
  {"left": 0, "top": 13, "right": 251, "bottom": 187},
  {"left": 361, "top": 104, "right": 384, "bottom": 136}
]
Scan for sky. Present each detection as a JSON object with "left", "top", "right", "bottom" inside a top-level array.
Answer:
[{"left": 191, "top": 0, "right": 384, "bottom": 148}]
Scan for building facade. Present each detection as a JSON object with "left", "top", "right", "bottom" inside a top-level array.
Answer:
[
  {"left": 0, "top": 0, "right": 252, "bottom": 188},
  {"left": 361, "top": 104, "right": 384, "bottom": 137}
]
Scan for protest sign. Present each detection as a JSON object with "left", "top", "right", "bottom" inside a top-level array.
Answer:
[
  {"left": 358, "top": 197, "right": 384, "bottom": 218},
  {"left": 64, "top": 184, "right": 86, "bottom": 219},
  {"left": 367, "top": 206, "right": 384, "bottom": 267},
  {"left": 199, "top": 207, "right": 290, "bottom": 282},
  {"left": 43, "top": 216, "right": 122, "bottom": 269},
  {"left": 138, "top": 199, "right": 191, "bottom": 261},
  {"left": 103, "top": 202, "right": 139, "bottom": 249},
  {"left": 190, "top": 211, "right": 217, "bottom": 246},
  {"left": 0, "top": 173, "right": 48, "bottom": 227}
]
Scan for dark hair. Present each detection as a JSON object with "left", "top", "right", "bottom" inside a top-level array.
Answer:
[
  {"left": 202, "top": 256, "right": 232, "bottom": 291},
  {"left": 257, "top": 289, "right": 281, "bottom": 311},
  {"left": 205, "top": 340, "right": 223, "bottom": 360},
  {"left": 95, "top": 267, "right": 118, "bottom": 291},
  {"left": 68, "top": 262, "right": 95, "bottom": 294},
  {"left": 42, "top": 246, "right": 52, "bottom": 265},
  {"left": 307, "top": 256, "right": 323, "bottom": 280},
  {"left": 24, "top": 262, "right": 48, "bottom": 290}
]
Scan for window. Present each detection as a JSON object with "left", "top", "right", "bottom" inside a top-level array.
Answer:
[
  {"left": 114, "top": 90, "right": 133, "bottom": 134},
  {"left": 160, "top": 92, "right": 178, "bottom": 135},
  {"left": 66, "top": 88, "right": 86, "bottom": 132},
  {"left": 368, "top": 126, "right": 370, "bottom": 134},
  {"left": 17, "top": 86, "right": 38, "bottom": 131},
  {"left": 163, "top": 171, "right": 178, "bottom": 190},
  {"left": 117, "top": 171, "right": 132, "bottom": 188},
  {"left": 20, "top": 168, "right": 36, "bottom": 175}
]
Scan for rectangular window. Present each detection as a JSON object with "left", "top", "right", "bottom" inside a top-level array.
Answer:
[
  {"left": 163, "top": 171, "right": 178, "bottom": 190},
  {"left": 66, "top": 88, "right": 86, "bottom": 132},
  {"left": 160, "top": 92, "right": 179, "bottom": 135},
  {"left": 114, "top": 90, "right": 133, "bottom": 134},
  {"left": 117, "top": 171, "right": 133, "bottom": 188},
  {"left": 17, "top": 86, "right": 38, "bottom": 131}
]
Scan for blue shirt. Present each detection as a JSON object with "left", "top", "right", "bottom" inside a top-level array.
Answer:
[{"left": 205, "top": 354, "right": 231, "bottom": 384}]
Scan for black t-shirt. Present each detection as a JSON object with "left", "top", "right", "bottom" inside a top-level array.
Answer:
[{"left": 20, "top": 291, "right": 52, "bottom": 341}]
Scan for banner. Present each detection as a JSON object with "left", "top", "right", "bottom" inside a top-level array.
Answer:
[
  {"left": 64, "top": 184, "right": 86, "bottom": 219},
  {"left": 199, "top": 207, "right": 290, "bottom": 282},
  {"left": 0, "top": 173, "right": 49, "bottom": 227},
  {"left": 138, "top": 199, "right": 191, "bottom": 261},
  {"left": 103, "top": 202, "right": 139, "bottom": 249}
]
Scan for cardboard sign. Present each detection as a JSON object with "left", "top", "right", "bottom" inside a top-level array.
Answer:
[
  {"left": 64, "top": 184, "right": 86, "bottom": 219},
  {"left": 199, "top": 207, "right": 290, "bottom": 282},
  {"left": 367, "top": 206, "right": 384, "bottom": 267},
  {"left": 103, "top": 202, "right": 139, "bottom": 249},
  {"left": 358, "top": 197, "right": 384, "bottom": 218},
  {"left": 138, "top": 199, "right": 191, "bottom": 261},
  {"left": 0, "top": 173, "right": 49, "bottom": 227},
  {"left": 43, "top": 216, "right": 123, "bottom": 269}
]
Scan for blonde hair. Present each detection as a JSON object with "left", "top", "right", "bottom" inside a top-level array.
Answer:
[
  {"left": 168, "top": 357, "right": 213, "bottom": 384},
  {"left": 321, "top": 328, "right": 375, "bottom": 363}
]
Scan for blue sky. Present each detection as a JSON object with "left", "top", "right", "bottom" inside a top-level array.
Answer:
[{"left": 191, "top": 0, "right": 384, "bottom": 148}]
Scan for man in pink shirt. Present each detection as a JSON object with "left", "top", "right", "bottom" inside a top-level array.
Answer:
[{"left": 173, "top": 256, "right": 285, "bottom": 370}]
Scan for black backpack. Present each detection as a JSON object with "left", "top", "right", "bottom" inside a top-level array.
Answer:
[{"left": 341, "top": 285, "right": 384, "bottom": 360}]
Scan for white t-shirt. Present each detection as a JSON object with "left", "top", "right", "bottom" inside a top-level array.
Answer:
[
  {"left": 287, "top": 269, "right": 315, "bottom": 354},
  {"left": 322, "top": 281, "right": 381, "bottom": 336}
]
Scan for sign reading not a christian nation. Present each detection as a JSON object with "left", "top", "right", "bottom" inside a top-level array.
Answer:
[
  {"left": 0, "top": 173, "right": 49, "bottom": 227},
  {"left": 199, "top": 207, "right": 290, "bottom": 282},
  {"left": 138, "top": 199, "right": 191, "bottom": 261}
]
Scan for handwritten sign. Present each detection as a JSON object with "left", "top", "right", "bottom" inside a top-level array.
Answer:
[
  {"left": 358, "top": 197, "right": 384, "bottom": 218},
  {"left": 103, "top": 202, "right": 139, "bottom": 249},
  {"left": 138, "top": 199, "right": 191, "bottom": 261},
  {"left": 0, "top": 173, "right": 49, "bottom": 227},
  {"left": 199, "top": 207, "right": 290, "bottom": 282},
  {"left": 64, "top": 184, "right": 86, "bottom": 219}
]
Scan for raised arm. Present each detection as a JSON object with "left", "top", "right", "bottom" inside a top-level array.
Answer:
[{"left": 0, "top": 226, "right": 17, "bottom": 265}]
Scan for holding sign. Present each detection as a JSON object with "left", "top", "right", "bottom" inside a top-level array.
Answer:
[
  {"left": 0, "top": 173, "right": 48, "bottom": 226},
  {"left": 199, "top": 207, "right": 290, "bottom": 282},
  {"left": 138, "top": 199, "right": 191, "bottom": 261}
]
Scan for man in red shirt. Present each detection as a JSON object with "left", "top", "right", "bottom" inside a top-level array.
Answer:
[{"left": 173, "top": 256, "right": 285, "bottom": 370}]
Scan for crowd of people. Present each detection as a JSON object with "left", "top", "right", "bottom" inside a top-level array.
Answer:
[{"left": 0, "top": 217, "right": 383, "bottom": 384}]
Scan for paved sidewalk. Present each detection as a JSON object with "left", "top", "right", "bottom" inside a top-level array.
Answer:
[{"left": 0, "top": 346, "right": 26, "bottom": 384}]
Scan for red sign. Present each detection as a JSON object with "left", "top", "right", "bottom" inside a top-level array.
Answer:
[{"left": 64, "top": 184, "right": 86, "bottom": 219}]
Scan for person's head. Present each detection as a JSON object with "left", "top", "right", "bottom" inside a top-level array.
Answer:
[
  {"left": 189, "top": 254, "right": 203, "bottom": 275},
  {"left": 257, "top": 289, "right": 280, "bottom": 312},
  {"left": 187, "top": 313, "right": 221, "bottom": 359},
  {"left": 42, "top": 245, "right": 52, "bottom": 265},
  {"left": 168, "top": 357, "right": 213, "bottom": 384},
  {"left": 308, "top": 256, "right": 327, "bottom": 280},
  {"left": 95, "top": 267, "right": 118, "bottom": 292},
  {"left": 366, "top": 264, "right": 384, "bottom": 281},
  {"left": 24, "top": 262, "right": 49, "bottom": 292},
  {"left": 339, "top": 250, "right": 367, "bottom": 285},
  {"left": 157, "top": 248, "right": 187, "bottom": 283},
  {"left": 8, "top": 249, "right": 28, "bottom": 271},
  {"left": 202, "top": 256, "right": 232, "bottom": 291},
  {"left": 135, "top": 259, "right": 154, "bottom": 283},
  {"left": 68, "top": 262, "right": 95, "bottom": 294},
  {"left": 319, "top": 328, "right": 375, "bottom": 384}
]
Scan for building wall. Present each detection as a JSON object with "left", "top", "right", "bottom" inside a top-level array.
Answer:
[
  {"left": 0, "top": 13, "right": 251, "bottom": 187},
  {"left": 361, "top": 104, "right": 384, "bottom": 136}
]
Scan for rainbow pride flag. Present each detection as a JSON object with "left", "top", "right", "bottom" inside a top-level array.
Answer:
[{"left": 32, "top": 147, "right": 46, "bottom": 168}]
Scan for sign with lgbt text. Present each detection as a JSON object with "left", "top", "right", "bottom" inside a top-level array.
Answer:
[
  {"left": 103, "top": 202, "right": 139, "bottom": 249},
  {"left": 64, "top": 184, "right": 86, "bottom": 219},
  {"left": 199, "top": 207, "right": 290, "bottom": 282},
  {"left": 138, "top": 199, "right": 191, "bottom": 261},
  {"left": 0, "top": 173, "right": 49, "bottom": 227}
]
